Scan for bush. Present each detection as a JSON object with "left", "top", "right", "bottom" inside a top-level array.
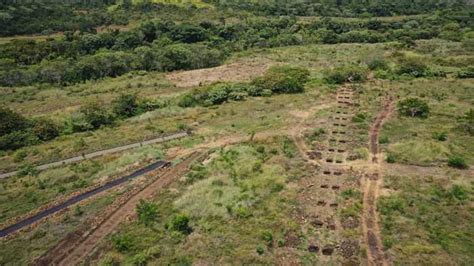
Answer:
[
  {"left": 386, "top": 154, "right": 396, "bottom": 163},
  {"left": 397, "top": 98, "right": 430, "bottom": 118},
  {"left": 456, "top": 66, "right": 474, "bottom": 79},
  {"left": 0, "top": 130, "right": 38, "bottom": 150},
  {"left": 79, "top": 101, "right": 114, "bottom": 130},
  {"left": 0, "top": 107, "right": 29, "bottom": 136},
  {"left": 432, "top": 132, "right": 448, "bottom": 141},
  {"left": 31, "top": 118, "right": 59, "bottom": 141},
  {"left": 397, "top": 58, "right": 428, "bottom": 77},
  {"left": 252, "top": 66, "right": 310, "bottom": 94},
  {"left": 112, "top": 234, "right": 133, "bottom": 252},
  {"left": 367, "top": 58, "right": 389, "bottom": 71},
  {"left": 256, "top": 245, "right": 265, "bottom": 255},
  {"left": 447, "top": 156, "right": 468, "bottom": 169},
  {"left": 325, "top": 65, "right": 368, "bottom": 84},
  {"left": 167, "top": 214, "right": 192, "bottom": 235},
  {"left": 112, "top": 94, "right": 139, "bottom": 118},
  {"left": 136, "top": 199, "right": 159, "bottom": 227}
]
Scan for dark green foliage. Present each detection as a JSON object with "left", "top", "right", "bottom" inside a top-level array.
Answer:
[
  {"left": 256, "top": 245, "right": 265, "bottom": 255},
  {"left": 113, "top": 94, "right": 139, "bottom": 118},
  {"left": 432, "top": 132, "right": 448, "bottom": 141},
  {"left": 136, "top": 199, "right": 159, "bottom": 227},
  {"left": 112, "top": 234, "right": 133, "bottom": 252},
  {"left": 386, "top": 154, "right": 396, "bottom": 163},
  {"left": 31, "top": 118, "right": 59, "bottom": 141},
  {"left": 179, "top": 67, "right": 308, "bottom": 108},
  {"left": 167, "top": 214, "right": 192, "bottom": 235},
  {"left": 325, "top": 65, "right": 368, "bottom": 84},
  {"left": 252, "top": 66, "right": 310, "bottom": 94},
  {"left": 160, "top": 44, "right": 223, "bottom": 71},
  {"left": 0, "top": 4, "right": 470, "bottom": 87},
  {"left": 79, "top": 102, "right": 113, "bottom": 130},
  {"left": 379, "top": 136, "right": 389, "bottom": 144},
  {"left": 397, "top": 98, "right": 430, "bottom": 118},
  {"left": 352, "top": 113, "right": 366, "bottom": 123},
  {"left": 447, "top": 156, "right": 468, "bottom": 169},
  {"left": 170, "top": 24, "right": 207, "bottom": 43},
  {"left": 0, "top": 108, "right": 29, "bottom": 136},
  {"left": 456, "top": 66, "right": 474, "bottom": 79},
  {"left": 0, "top": 130, "right": 38, "bottom": 151},
  {"left": 397, "top": 58, "right": 428, "bottom": 77}
]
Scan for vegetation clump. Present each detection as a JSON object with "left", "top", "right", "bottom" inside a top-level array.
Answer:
[
  {"left": 178, "top": 66, "right": 310, "bottom": 107},
  {"left": 447, "top": 156, "right": 468, "bottom": 169},
  {"left": 396, "top": 58, "right": 428, "bottom": 78},
  {"left": 397, "top": 98, "right": 430, "bottom": 118},
  {"left": 325, "top": 65, "right": 368, "bottom": 84}
]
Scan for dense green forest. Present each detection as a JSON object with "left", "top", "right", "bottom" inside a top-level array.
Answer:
[{"left": 0, "top": 0, "right": 472, "bottom": 88}]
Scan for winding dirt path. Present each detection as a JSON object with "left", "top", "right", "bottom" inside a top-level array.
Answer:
[
  {"left": 362, "top": 98, "right": 395, "bottom": 266},
  {"left": 39, "top": 152, "right": 203, "bottom": 266}
]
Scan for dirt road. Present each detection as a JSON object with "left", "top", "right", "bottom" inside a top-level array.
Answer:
[
  {"left": 0, "top": 132, "right": 188, "bottom": 179},
  {"left": 49, "top": 152, "right": 202, "bottom": 266},
  {"left": 362, "top": 98, "right": 395, "bottom": 266}
]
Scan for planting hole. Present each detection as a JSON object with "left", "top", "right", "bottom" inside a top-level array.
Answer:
[
  {"left": 308, "top": 245, "right": 319, "bottom": 253},
  {"left": 322, "top": 245, "right": 334, "bottom": 255}
]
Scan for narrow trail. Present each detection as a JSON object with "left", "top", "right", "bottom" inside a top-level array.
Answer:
[
  {"left": 37, "top": 152, "right": 203, "bottom": 266},
  {"left": 0, "top": 131, "right": 188, "bottom": 179},
  {"left": 362, "top": 98, "right": 395, "bottom": 266}
]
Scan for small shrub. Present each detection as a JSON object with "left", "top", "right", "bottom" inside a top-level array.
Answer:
[
  {"left": 112, "top": 234, "right": 133, "bottom": 252},
  {"left": 432, "top": 132, "right": 447, "bottom": 141},
  {"left": 167, "top": 214, "right": 192, "bottom": 234},
  {"left": 112, "top": 94, "right": 139, "bottom": 118},
  {"left": 386, "top": 154, "right": 396, "bottom": 163},
  {"left": 447, "top": 156, "right": 468, "bottom": 169},
  {"left": 456, "top": 66, "right": 474, "bottom": 79},
  {"left": 397, "top": 58, "right": 428, "bottom": 77},
  {"left": 256, "top": 245, "right": 265, "bottom": 255},
  {"left": 136, "top": 199, "right": 159, "bottom": 226},
  {"left": 261, "top": 230, "right": 273, "bottom": 246},
  {"left": 397, "top": 98, "right": 430, "bottom": 118},
  {"left": 31, "top": 118, "right": 59, "bottom": 141},
  {"left": 379, "top": 136, "right": 389, "bottom": 144},
  {"left": 352, "top": 113, "right": 366, "bottom": 123},
  {"left": 74, "top": 205, "right": 83, "bottom": 216},
  {"left": 449, "top": 185, "right": 468, "bottom": 201},
  {"left": 367, "top": 58, "right": 389, "bottom": 71}
]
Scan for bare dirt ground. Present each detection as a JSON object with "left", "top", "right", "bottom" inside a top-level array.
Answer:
[
  {"left": 166, "top": 58, "right": 275, "bottom": 87},
  {"left": 37, "top": 152, "right": 203, "bottom": 266},
  {"left": 290, "top": 86, "right": 361, "bottom": 264},
  {"left": 362, "top": 97, "right": 395, "bottom": 266},
  {"left": 290, "top": 104, "right": 332, "bottom": 166}
]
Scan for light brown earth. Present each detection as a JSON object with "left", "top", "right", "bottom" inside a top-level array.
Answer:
[{"left": 166, "top": 58, "right": 275, "bottom": 87}]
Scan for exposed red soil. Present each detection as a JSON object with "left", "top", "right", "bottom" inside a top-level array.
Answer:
[{"left": 362, "top": 97, "right": 395, "bottom": 266}]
